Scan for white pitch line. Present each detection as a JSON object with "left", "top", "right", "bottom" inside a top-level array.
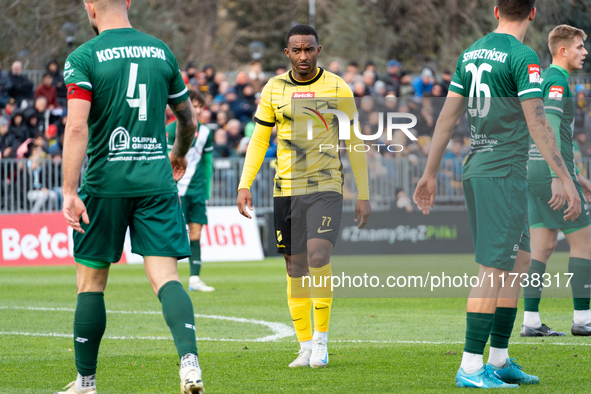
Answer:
[
  {"left": 335, "top": 339, "right": 591, "bottom": 346},
  {"left": 0, "top": 306, "right": 294, "bottom": 342}
]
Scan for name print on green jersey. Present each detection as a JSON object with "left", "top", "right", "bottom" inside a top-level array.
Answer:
[{"left": 96, "top": 46, "right": 166, "bottom": 63}]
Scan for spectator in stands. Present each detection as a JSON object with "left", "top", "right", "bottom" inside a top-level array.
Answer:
[
  {"left": 194, "top": 72, "right": 209, "bottom": 95},
  {"left": 46, "top": 60, "right": 67, "bottom": 107},
  {"left": 237, "top": 136, "right": 250, "bottom": 157},
  {"left": 216, "top": 111, "right": 229, "bottom": 130},
  {"left": 575, "top": 131, "right": 591, "bottom": 158},
  {"left": 385, "top": 59, "right": 401, "bottom": 84},
  {"left": 8, "top": 110, "right": 29, "bottom": 148},
  {"left": 212, "top": 128, "right": 233, "bottom": 158},
  {"left": 328, "top": 60, "right": 342, "bottom": 76},
  {"left": 25, "top": 108, "right": 44, "bottom": 139},
  {"left": 362, "top": 70, "right": 376, "bottom": 96},
  {"left": 208, "top": 72, "right": 226, "bottom": 97},
  {"left": 346, "top": 61, "right": 359, "bottom": 74},
  {"left": 353, "top": 81, "right": 366, "bottom": 98},
  {"left": 398, "top": 71, "right": 415, "bottom": 99},
  {"left": 443, "top": 136, "right": 466, "bottom": 176},
  {"left": 440, "top": 69, "right": 453, "bottom": 95},
  {"left": 186, "top": 61, "right": 198, "bottom": 83},
  {"left": 203, "top": 64, "right": 215, "bottom": 83},
  {"left": 343, "top": 71, "right": 356, "bottom": 89},
  {"left": 242, "top": 84, "right": 256, "bottom": 107},
  {"left": 225, "top": 119, "right": 243, "bottom": 150},
  {"left": 226, "top": 87, "right": 254, "bottom": 123},
  {"left": 0, "top": 116, "right": 15, "bottom": 158},
  {"left": 364, "top": 61, "right": 376, "bottom": 73},
  {"left": 275, "top": 65, "right": 287, "bottom": 75},
  {"left": 373, "top": 80, "right": 387, "bottom": 97},
  {"left": 412, "top": 67, "right": 434, "bottom": 97},
  {"left": 248, "top": 60, "right": 266, "bottom": 92},
  {"left": 35, "top": 73, "right": 59, "bottom": 110},
  {"left": 395, "top": 189, "right": 414, "bottom": 213},
  {"left": 0, "top": 61, "right": 13, "bottom": 108},
  {"left": 26, "top": 142, "right": 58, "bottom": 212},
  {"left": 2, "top": 97, "right": 16, "bottom": 119},
  {"left": 8, "top": 61, "right": 34, "bottom": 107},
  {"left": 574, "top": 87, "right": 590, "bottom": 136}
]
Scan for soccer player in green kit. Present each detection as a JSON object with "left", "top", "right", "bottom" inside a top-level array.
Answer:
[
  {"left": 521, "top": 25, "right": 591, "bottom": 337},
  {"left": 59, "top": 0, "right": 204, "bottom": 393},
  {"left": 414, "top": 0, "right": 581, "bottom": 389},
  {"left": 166, "top": 90, "right": 215, "bottom": 292}
]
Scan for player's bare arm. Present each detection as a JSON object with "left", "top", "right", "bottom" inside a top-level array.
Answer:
[
  {"left": 62, "top": 98, "right": 91, "bottom": 234},
  {"left": 522, "top": 98, "right": 581, "bottom": 220},
  {"left": 549, "top": 177, "right": 566, "bottom": 210},
  {"left": 413, "top": 91, "right": 466, "bottom": 215},
  {"left": 168, "top": 98, "right": 197, "bottom": 181}
]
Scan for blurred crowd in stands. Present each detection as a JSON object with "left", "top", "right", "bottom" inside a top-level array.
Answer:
[{"left": 2, "top": 56, "right": 591, "bottom": 212}]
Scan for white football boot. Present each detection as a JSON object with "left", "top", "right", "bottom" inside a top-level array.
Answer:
[
  {"left": 288, "top": 347, "right": 312, "bottom": 367},
  {"left": 181, "top": 368, "right": 205, "bottom": 394},
  {"left": 309, "top": 338, "right": 329, "bottom": 368},
  {"left": 188, "top": 278, "right": 215, "bottom": 292},
  {"left": 55, "top": 382, "right": 96, "bottom": 394}
]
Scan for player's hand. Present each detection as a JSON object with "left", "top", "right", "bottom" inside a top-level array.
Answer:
[
  {"left": 549, "top": 177, "right": 566, "bottom": 210},
  {"left": 168, "top": 150, "right": 187, "bottom": 181},
  {"left": 577, "top": 174, "right": 591, "bottom": 203},
  {"left": 413, "top": 175, "right": 437, "bottom": 215},
  {"left": 63, "top": 193, "right": 89, "bottom": 234},
  {"left": 354, "top": 200, "right": 371, "bottom": 229},
  {"left": 237, "top": 188, "right": 253, "bottom": 219},
  {"left": 562, "top": 178, "right": 581, "bottom": 221}
]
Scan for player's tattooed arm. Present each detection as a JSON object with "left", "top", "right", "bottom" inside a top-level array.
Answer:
[
  {"left": 170, "top": 98, "right": 197, "bottom": 157},
  {"left": 522, "top": 98, "right": 568, "bottom": 179}
]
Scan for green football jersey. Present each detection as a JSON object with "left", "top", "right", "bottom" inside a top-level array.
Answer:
[
  {"left": 527, "top": 65, "right": 577, "bottom": 186},
  {"left": 166, "top": 121, "right": 213, "bottom": 199},
  {"left": 449, "top": 32, "right": 542, "bottom": 179},
  {"left": 64, "top": 28, "right": 189, "bottom": 198}
]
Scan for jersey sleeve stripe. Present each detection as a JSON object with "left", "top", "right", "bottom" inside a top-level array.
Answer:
[
  {"left": 450, "top": 81, "right": 464, "bottom": 89},
  {"left": 169, "top": 87, "right": 188, "bottom": 99},
  {"left": 517, "top": 88, "right": 542, "bottom": 96},
  {"left": 76, "top": 81, "right": 93, "bottom": 89},
  {"left": 204, "top": 146, "right": 214, "bottom": 152},
  {"left": 254, "top": 117, "right": 275, "bottom": 127},
  {"left": 544, "top": 106, "right": 564, "bottom": 113}
]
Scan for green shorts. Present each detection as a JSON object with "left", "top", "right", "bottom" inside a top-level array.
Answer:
[
  {"left": 528, "top": 183, "right": 591, "bottom": 234},
  {"left": 463, "top": 173, "right": 530, "bottom": 271},
  {"left": 181, "top": 194, "right": 208, "bottom": 225},
  {"left": 73, "top": 191, "right": 190, "bottom": 267}
]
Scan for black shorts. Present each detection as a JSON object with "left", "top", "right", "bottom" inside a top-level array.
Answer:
[{"left": 274, "top": 191, "right": 343, "bottom": 255}]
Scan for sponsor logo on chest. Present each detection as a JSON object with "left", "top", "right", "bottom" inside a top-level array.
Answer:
[{"left": 292, "top": 92, "right": 315, "bottom": 98}]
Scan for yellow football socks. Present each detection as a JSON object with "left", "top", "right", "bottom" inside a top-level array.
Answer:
[
  {"left": 287, "top": 274, "right": 312, "bottom": 342},
  {"left": 309, "top": 263, "right": 333, "bottom": 333}
]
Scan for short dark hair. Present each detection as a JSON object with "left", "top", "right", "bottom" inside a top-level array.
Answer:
[
  {"left": 496, "top": 0, "right": 535, "bottom": 21},
  {"left": 189, "top": 90, "right": 205, "bottom": 107},
  {"left": 286, "top": 24, "right": 319, "bottom": 46},
  {"left": 43, "top": 72, "right": 52, "bottom": 79}
]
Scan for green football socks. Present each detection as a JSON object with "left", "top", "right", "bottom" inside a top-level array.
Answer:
[
  {"left": 74, "top": 292, "right": 107, "bottom": 376},
  {"left": 158, "top": 280, "right": 198, "bottom": 358},
  {"left": 523, "top": 259, "right": 546, "bottom": 312},
  {"left": 490, "top": 307, "right": 517, "bottom": 349},
  {"left": 569, "top": 257, "right": 591, "bottom": 311},
  {"left": 464, "top": 312, "right": 494, "bottom": 355},
  {"left": 189, "top": 240, "right": 202, "bottom": 277}
]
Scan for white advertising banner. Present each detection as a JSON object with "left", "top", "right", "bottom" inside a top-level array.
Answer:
[{"left": 125, "top": 206, "right": 264, "bottom": 264}]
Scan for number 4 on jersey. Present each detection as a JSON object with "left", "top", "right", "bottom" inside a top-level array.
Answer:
[{"left": 127, "top": 63, "right": 147, "bottom": 121}]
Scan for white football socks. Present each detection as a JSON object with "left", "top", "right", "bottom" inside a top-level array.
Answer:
[
  {"left": 573, "top": 309, "right": 591, "bottom": 325},
  {"left": 179, "top": 353, "right": 200, "bottom": 380},
  {"left": 300, "top": 340, "right": 313, "bottom": 350},
  {"left": 460, "top": 352, "right": 483, "bottom": 375},
  {"left": 312, "top": 330, "right": 328, "bottom": 341},
  {"left": 487, "top": 347, "right": 509, "bottom": 368},
  {"left": 75, "top": 373, "right": 96, "bottom": 391},
  {"left": 523, "top": 311, "right": 541, "bottom": 328}
]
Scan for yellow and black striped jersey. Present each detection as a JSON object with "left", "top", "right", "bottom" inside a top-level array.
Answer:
[{"left": 242, "top": 67, "right": 369, "bottom": 198}]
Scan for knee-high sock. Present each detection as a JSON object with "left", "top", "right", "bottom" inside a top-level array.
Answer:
[
  {"left": 189, "top": 240, "right": 202, "bottom": 277},
  {"left": 287, "top": 275, "right": 312, "bottom": 342},
  {"left": 464, "top": 312, "right": 494, "bottom": 355},
  {"left": 74, "top": 292, "right": 106, "bottom": 376},
  {"left": 569, "top": 257, "right": 591, "bottom": 311},
  {"left": 158, "top": 281, "right": 198, "bottom": 358},
  {"left": 310, "top": 263, "right": 333, "bottom": 333},
  {"left": 523, "top": 259, "right": 546, "bottom": 312},
  {"left": 490, "top": 307, "right": 517, "bottom": 349}
]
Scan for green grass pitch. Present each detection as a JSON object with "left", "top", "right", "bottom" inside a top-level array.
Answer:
[{"left": 0, "top": 253, "right": 589, "bottom": 393}]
